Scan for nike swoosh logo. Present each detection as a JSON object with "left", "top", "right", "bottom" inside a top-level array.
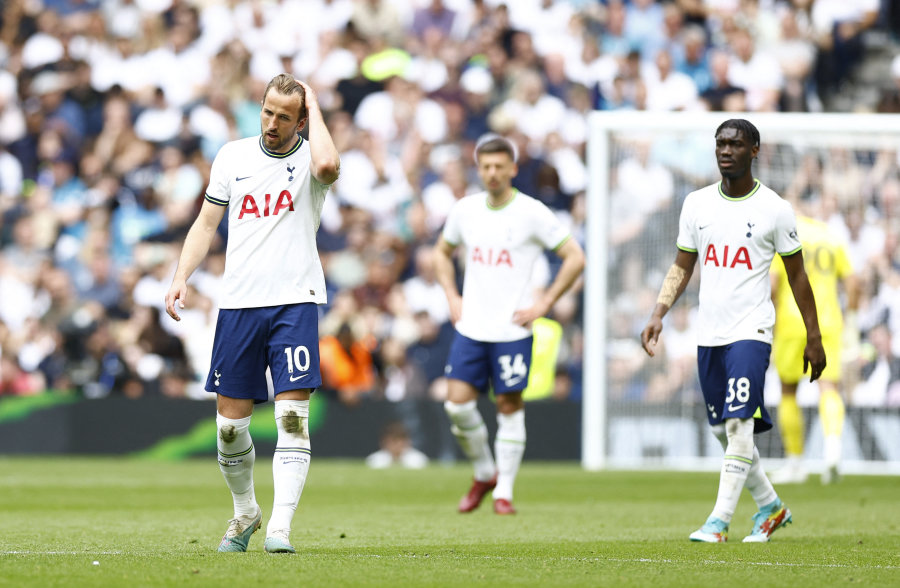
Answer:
[
  {"left": 699, "top": 224, "right": 711, "bottom": 230},
  {"left": 289, "top": 373, "right": 309, "bottom": 382},
  {"left": 728, "top": 403, "right": 746, "bottom": 411},
  {"left": 506, "top": 376, "right": 525, "bottom": 387},
  {"left": 235, "top": 176, "right": 251, "bottom": 182}
]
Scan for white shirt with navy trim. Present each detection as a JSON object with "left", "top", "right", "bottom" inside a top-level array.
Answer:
[{"left": 205, "top": 135, "right": 330, "bottom": 309}]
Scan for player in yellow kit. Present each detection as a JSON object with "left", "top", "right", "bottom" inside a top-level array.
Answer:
[{"left": 770, "top": 214, "right": 859, "bottom": 485}]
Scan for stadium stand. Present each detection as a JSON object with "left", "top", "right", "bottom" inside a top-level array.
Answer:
[{"left": 0, "top": 0, "right": 898, "bottom": 420}]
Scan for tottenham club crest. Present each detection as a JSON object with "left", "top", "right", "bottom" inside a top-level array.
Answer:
[{"left": 287, "top": 163, "right": 295, "bottom": 182}]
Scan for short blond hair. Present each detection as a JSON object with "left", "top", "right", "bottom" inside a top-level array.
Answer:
[{"left": 262, "top": 73, "right": 307, "bottom": 118}]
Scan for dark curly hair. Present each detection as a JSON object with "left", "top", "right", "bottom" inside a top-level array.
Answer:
[{"left": 715, "top": 118, "right": 760, "bottom": 148}]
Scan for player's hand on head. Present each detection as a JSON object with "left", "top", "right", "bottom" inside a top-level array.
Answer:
[{"left": 296, "top": 79, "right": 316, "bottom": 104}]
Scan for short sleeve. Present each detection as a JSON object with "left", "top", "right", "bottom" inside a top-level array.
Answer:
[
  {"left": 531, "top": 200, "right": 571, "bottom": 251},
  {"left": 204, "top": 144, "right": 231, "bottom": 206},
  {"left": 775, "top": 201, "right": 802, "bottom": 255},
  {"left": 676, "top": 193, "right": 697, "bottom": 252},
  {"left": 442, "top": 200, "right": 462, "bottom": 246}
]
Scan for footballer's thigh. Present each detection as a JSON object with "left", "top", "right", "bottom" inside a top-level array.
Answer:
[
  {"left": 267, "top": 303, "right": 323, "bottom": 395},
  {"left": 698, "top": 340, "right": 773, "bottom": 433},
  {"left": 208, "top": 307, "right": 272, "bottom": 404},
  {"left": 487, "top": 336, "right": 534, "bottom": 396},
  {"left": 445, "top": 331, "right": 491, "bottom": 402}
]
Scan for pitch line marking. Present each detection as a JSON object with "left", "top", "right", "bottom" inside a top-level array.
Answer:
[
  {"left": 1, "top": 551, "right": 123, "bottom": 555},
  {"left": 333, "top": 553, "right": 899, "bottom": 570},
  {"left": 2, "top": 552, "right": 896, "bottom": 570}
]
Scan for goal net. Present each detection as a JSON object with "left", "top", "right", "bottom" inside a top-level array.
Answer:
[{"left": 583, "top": 111, "right": 900, "bottom": 474}]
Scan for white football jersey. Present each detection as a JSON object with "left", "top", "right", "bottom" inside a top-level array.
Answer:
[
  {"left": 205, "top": 135, "right": 330, "bottom": 309},
  {"left": 442, "top": 190, "right": 571, "bottom": 342},
  {"left": 677, "top": 179, "right": 800, "bottom": 346}
]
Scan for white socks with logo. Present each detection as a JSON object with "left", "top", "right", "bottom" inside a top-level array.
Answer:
[
  {"left": 494, "top": 409, "right": 526, "bottom": 501},
  {"left": 216, "top": 413, "right": 258, "bottom": 518},
  {"left": 445, "top": 400, "right": 496, "bottom": 482},
  {"left": 711, "top": 418, "right": 755, "bottom": 523},
  {"left": 267, "top": 399, "right": 311, "bottom": 537}
]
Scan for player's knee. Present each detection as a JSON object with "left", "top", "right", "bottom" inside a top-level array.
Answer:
[
  {"left": 444, "top": 399, "right": 476, "bottom": 419},
  {"left": 710, "top": 423, "right": 727, "bottom": 449},
  {"left": 216, "top": 413, "right": 251, "bottom": 445},
  {"left": 219, "top": 425, "right": 237, "bottom": 443},
  {"left": 274, "top": 399, "right": 310, "bottom": 442},
  {"left": 497, "top": 409, "right": 526, "bottom": 443},
  {"left": 725, "top": 417, "right": 754, "bottom": 456},
  {"left": 445, "top": 399, "right": 480, "bottom": 434}
]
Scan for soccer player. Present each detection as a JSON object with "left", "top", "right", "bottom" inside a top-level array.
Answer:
[
  {"left": 641, "top": 119, "right": 826, "bottom": 543},
  {"left": 433, "top": 134, "right": 585, "bottom": 515},
  {"left": 770, "top": 214, "right": 859, "bottom": 485},
  {"left": 164, "top": 74, "right": 340, "bottom": 553}
]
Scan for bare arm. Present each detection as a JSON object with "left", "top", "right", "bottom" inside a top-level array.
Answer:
[
  {"left": 513, "top": 237, "right": 585, "bottom": 326},
  {"left": 165, "top": 200, "right": 226, "bottom": 321},
  {"left": 641, "top": 249, "right": 697, "bottom": 357},
  {"left": 782, "top": 252, "right": 826, "bottom": 381},
  {"left": 433, "top": 235, "right": 462, "bottom": 324},
  {"left": 298, "top": 81, "right": 340, "bottom": 185}
]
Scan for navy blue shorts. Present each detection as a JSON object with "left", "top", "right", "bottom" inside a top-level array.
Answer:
[
  {"left": 206, "top": 303, "right": 322, "bottom": 403},
  {"left": 444, "top": 331, "right": 533, "bottom": 395},
  {"left": 697, "top": 340, "right": 773, "bottom": 433}
]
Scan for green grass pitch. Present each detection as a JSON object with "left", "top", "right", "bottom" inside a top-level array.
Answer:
[{"left": 1, "top": 457, "right": 897, "bottom": 587}]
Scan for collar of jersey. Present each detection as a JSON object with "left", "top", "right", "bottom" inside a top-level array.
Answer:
[
  {"left": 486, "top": 188, "right": 518, "bottom": 210},
  {"left": 718, "top": 178, "right": 760, "bottom": 201},
  {"left": 259, "top": 135, "right": 304, "bottom": 158}
]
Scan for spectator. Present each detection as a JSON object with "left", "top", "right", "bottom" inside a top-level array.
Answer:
[
  {"left": 810, "top": 0, "right": 879, "bottom": 101},
  {"left": 365, "top": 421, "right": 429, "bottom": 469},
  {"left": 319, "top": 322, "right": 377, "bottom": 406},
  {"left": 876, "top": 54, "right": 900, "bottom": 114},
  {"left": 350, "top": 0, "right": 406, "bottom": 48},
  {"left": 853, "top": 323, "right": 900, "bottom": 406},
  {"left": 727, "top": 26, "right": 783, "bottom": 112},
  {"left": 643, "top": 48, "right": 699, "bottom": 111},
  {"left": 677, "top": 24, "right": 711, "bottom": 94},
  {"left": 700, "top": 49, "right": 745, "bottom": 112}
]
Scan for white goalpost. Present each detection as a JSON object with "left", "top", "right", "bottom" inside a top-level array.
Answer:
[{"left": 583, "top": 110, "right": 900, "bottom": 474}]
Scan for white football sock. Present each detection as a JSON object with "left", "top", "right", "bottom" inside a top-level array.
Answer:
[
  {"left": 493, "top": 409, "right": 526, "bottom": 501},
  {"left": 744, "top": 446, "right": 778, "bottom": 509},
  {"left": 445, "top": 400, "right": 496, "bottom": 481},
  {"left": 711, "top": 418, "right": 755, "bottom": 523},
  {"left": 216, "top": 413, "right": 257, "bottom": 518},
  {"left": 711, "top": 423, "right": 777, "bottom": 509},
  {"left": 267, "top": 399, "right": 311, "bottom": 536}
]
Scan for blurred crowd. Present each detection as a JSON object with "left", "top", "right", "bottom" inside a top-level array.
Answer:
[{"left": 1, "top": 0, "right": 899, "bottom": 408}]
